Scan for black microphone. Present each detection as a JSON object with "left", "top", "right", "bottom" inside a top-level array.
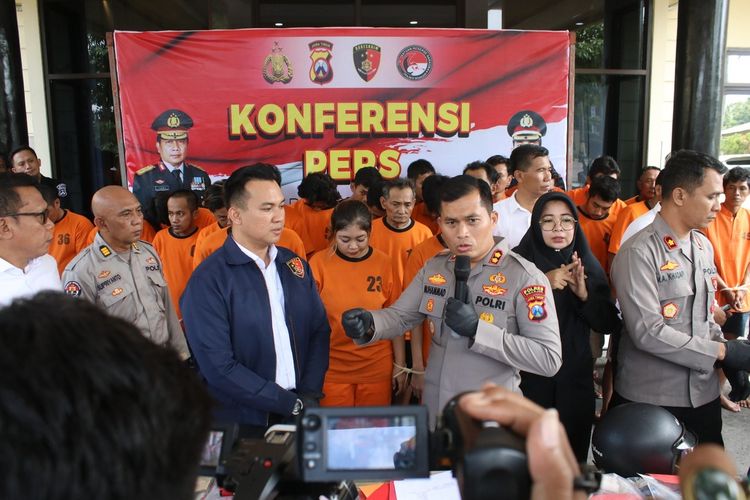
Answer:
[{"left": 454, "top": 255, "right": 471, "bottom": 304}]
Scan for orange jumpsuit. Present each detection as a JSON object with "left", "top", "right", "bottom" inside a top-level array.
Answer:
[
  {"left": 608, "top": 201, "right": 651, "bottom": 255},
  {"left": 309, "top": 247, "right": 399, "bottom": 406},
  {"left": 49, "top": 209, "right": 94, "bottom": 275},
  {"left": 152, "top": 227, "right": 201, "bottom": 319},
  {"left": 705, "top": 206, "right": 750, "bottom": 312},
  {"left": 369, "top": 218, "right": 432, "bottom": 290}
]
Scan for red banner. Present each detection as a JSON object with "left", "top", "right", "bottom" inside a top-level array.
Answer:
[{"left": 114, "top": 28, "right": 570, "bottom": 197}]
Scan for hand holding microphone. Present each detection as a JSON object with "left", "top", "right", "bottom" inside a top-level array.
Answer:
[{"left": 446, "top": 255, "right": 478, "bottom": 339}]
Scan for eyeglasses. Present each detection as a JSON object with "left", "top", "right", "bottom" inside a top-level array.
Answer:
[
  {"left": 4, "top": 211, "right": 49, "bottom": 225},
  {"left": 539, "top": 216, "right": 576, "bottom": 231}
]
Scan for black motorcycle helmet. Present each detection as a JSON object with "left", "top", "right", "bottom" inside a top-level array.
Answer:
[{"left": 591, "top": 403, "right": 696, "bottom": 477}]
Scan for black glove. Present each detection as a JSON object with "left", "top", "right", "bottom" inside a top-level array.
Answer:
[
  {"left": 722, "top": 339, "right": 750, "bottom": 371},
  {"left": 724, "top": 368, "right": 750, "bottom": 402},
  {"left": 445, "top": 297, "right": 479, "bottom": 338},
  {"left": 342, "top": 308, "right": 374, "bottom": 341},
  {"left": 299, "top": 391, "right": 324, "bottom": 409}
]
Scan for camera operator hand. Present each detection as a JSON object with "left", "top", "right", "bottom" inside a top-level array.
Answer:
[
  {"left": 342, "top": 308, "right": 374, "bottom": 343},
  {"left": 445, "top": 298, "right": 479, "bottom": 338},
  {"left": 721, "top": 339, "right": 750, "bottom": 371},
  {"left": 459, "top": 383, "right": 586, "bottom": 500}
]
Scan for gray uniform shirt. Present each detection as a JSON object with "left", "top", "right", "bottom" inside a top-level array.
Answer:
[
  {"left": 62, "top": 232, "right": 188, "bottom": 357},
  {"left": 611, "top": 214, "right": 723, "bottom": 408},
  {"left": 359, "top": 239, "right": 562, "bottom": 423}
]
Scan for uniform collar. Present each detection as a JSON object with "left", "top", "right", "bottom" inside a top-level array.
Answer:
[
  {"left": 93, "top": 232, "right": 140, "bottom": 260},
  {"left": 651, "top": 214, "right": 703, "bottom": 253},
  {"left": 447, "top": 237, "right": 508, "bottom": 269}
]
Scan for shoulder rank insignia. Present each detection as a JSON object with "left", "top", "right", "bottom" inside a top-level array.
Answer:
[
  {"left": 99, "top": 245, "right": 112, "bottom": 257},
  {"left": 287, "top": 257, "right": 305, "bottom": 278},
  {"left": 663, "top": 235, "right": 678, "bottom": 251},
  {"left": 660, "top": 260, "right": 680, "bottom": 271},
  {"left": 489, "top": 249, "right": 503, "bottom": 265},
  {"left": 136, "top": 165, "right": 155, "bottom": 176}
]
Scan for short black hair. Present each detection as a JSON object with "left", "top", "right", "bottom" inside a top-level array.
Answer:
[
  {"left": 724, "top": 166, "right": 750, "bottom": 188},
  {"left": 352, "top": 167, "right": 383, "bottom": 188},
  {"left": 0, "top": 172, "right": 42, "bottom": 216},
  {"left": 202, "top": 181, "right": 226, "bottom": 211},
  {"left": 660, "top": 149, "right": 728, "bottom": 199},
  {"left": 37, "top": 182, "right": 60, "bottom": 205},
  {"left": 463, "top": 161, "right": 500, "bottom": 185},
  {"left": 0, "top": 291, "right": 212, "bottom": 500},
  {"left": 588, "top": 175, "right": 621, "bottom": 203},
  {"left": 298, "top": 172, "right": 340, "bottom": 208},
  {"left": 639, "top": 166, "right": 660, "bottom": 178},
  {"left": 438, "top": 175, "right": 493, "bottom": 215},
  {"left": 589, "top": 156, "right": 621, "bottom": 178},
  {"left": 168, "top": 189, "right": 199, "bottom": 212},
  {"left": 406, "top": 159, "right": 435, "bottom": 179},
  {"left": 330, "top": 199, "right": 372, "bottom": 236},
  {"left": 382, "top": 178, "right": 415, "bottom": 200},
  {"left": 9, "top": 145, "right": 38, "bottom": 163},
  {"left": 486, "top": 155, "right": 509, "bottom": 167},
  {"left": 224, "top": 164, "right": 280, "bottom": 208},
  {"left": 366, "top": 180, "right": 385, "bottom": 209},
  {"left": 422, "top": 174, "right": 450, "bottom": 216},
  {"left": 509, "top": 144, "right": 549, "bottom": 174}
]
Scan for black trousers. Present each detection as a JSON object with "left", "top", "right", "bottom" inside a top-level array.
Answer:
[{"left": 609, "top": 392, "right": 723, "bottom": 447}]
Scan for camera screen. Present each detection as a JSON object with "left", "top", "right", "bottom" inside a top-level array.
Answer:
[
  {"left": 325, "top": 416, "right": 418, "bottom": 471},
  {"left": 200, "top": 430, "right": 225, "bottom": 468}
]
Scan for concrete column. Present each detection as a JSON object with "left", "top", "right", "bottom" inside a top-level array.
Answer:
[{"left": 671, "top": 0, "right": 729, "bottom": 156}]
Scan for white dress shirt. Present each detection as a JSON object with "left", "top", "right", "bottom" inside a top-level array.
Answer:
[
  {"left": 233, "top": 239, "right": 297, "bottom": 390},
  {"left": 0, "top": 254, "right": 62, "bottom": 307},
  {"left": 493, "top": 192, "right": 533, "bottom": 249},
  {"left": 621, "top": 202, "right": 661, "bottom": 246}
]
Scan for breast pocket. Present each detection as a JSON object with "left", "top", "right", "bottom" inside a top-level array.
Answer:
[
  {"left": 99, "top": 285, "right": 133, "bottom": 311},
  {"left": 146, "top": 272, "right": 168, "bottom": 312},
  {"left": 657, "top": 279, "right": 692, "bottom": 326}
]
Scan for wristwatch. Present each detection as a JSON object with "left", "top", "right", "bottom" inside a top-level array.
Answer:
[{"left": 292, "top": 398, "right": 304, "bottom": 416}]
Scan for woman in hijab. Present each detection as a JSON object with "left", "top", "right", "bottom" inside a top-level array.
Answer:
[{"left": 514, "top": 191, "right": 621, "bottom": 462}]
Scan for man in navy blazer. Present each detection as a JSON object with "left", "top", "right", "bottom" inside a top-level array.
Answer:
[{"left": 182, "top": 164, "right": 330, "bottom": 428}]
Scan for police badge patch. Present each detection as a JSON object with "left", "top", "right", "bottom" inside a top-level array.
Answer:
[
  {"left": 309, "top": 40, "right": 334, "bottom": 85},
  {"left": 287, "top": 257, "right": 305, "bottom": 278},
  {"left": 64, "top": 281, "right": 82, "bottom": 297},
  {"left": 521, "top": 285, "right": 547, "bottom": 322},
  {"left": 56, "top": 183, "right": 68, "bottom": 198},
  {"left": 353, "top": 43, "right": 381, "bottom": 82},
  {"left": 263, "top": 42, "right": 293, "bottom": 84}
]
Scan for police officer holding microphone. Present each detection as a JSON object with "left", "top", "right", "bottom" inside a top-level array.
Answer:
[{"left": 342, "top": 175, "right": 562, "bottom": 425}]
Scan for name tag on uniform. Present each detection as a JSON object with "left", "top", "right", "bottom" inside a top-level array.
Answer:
[{"left": 154, "top": 184, "right": 170, "bottom": 192}]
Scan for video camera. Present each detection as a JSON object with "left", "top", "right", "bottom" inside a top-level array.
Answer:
[{"left": 203, "top": 394, "right": 532, "bottom": 500}]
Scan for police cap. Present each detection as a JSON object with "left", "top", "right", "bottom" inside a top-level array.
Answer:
[
  {"left": 506, "top": 110, "right": 547, "bottom": 143},
  {"left": 151, "top": 109, "right": 194, "bottom": 140}
]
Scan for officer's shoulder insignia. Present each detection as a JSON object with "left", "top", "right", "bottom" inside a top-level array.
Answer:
[
  {"left": 663, "top": 235, "right": 678, "bottom": 251},
  {"left": 659, "top": 260, "right": 680, "bottom": 271},
  {"left": 64, "top": 281, "right": 82, "bottom": 297},
  {"left": 136, "top": 165, "right": 156, "bottom": 176},
  {"left": 188, "top": 163, "right": 207, "bottom": 173},
  {"left": 488, "top": 249, "right": 503, "bottom": 265},
  {"left": 99, "top": 245, "right": 112, "bottom": 257},
  {"left": 287, "top": 257, "right": 305, "bottom": 278},
  {"left": 520, "top": 285, "right": 547, "bottom": 322}
]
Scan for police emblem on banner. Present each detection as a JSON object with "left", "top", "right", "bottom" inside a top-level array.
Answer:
[
  {"left": 263, "top": 42, "right": 293, "bottom": 84},
  {"left": 396, "top": 45, "right": 432, "bottom": 81},
  {"left": 353, "top": 43, "right": 381, "bottom": 82},
  {"left": 287, "top": 257, "right": 305, "bottom": 278},
  {"left": 309, "top": 40, "right": 334, "bottom": 85}
]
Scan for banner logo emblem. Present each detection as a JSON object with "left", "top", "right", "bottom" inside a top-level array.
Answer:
[
  {"left": 309, "top": 40, "right": 334, "bottom": 85},
  {"left": 263, "top": 42, "right": 293, "bottom": 84},
  {"left": 353, "top": 43, "right": 381, "bottom": 82},
  {"left": 397, "top": 45, "right": 432, "bottom": 81}
]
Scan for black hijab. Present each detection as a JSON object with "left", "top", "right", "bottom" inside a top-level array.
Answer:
[{"left": 513, "top": 192, "right": 616, "bottom": 338}]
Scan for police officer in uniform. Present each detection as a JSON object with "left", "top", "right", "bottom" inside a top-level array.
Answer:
[
  {"left": 343, "top": 175, "right": 562, "bottom": 425},
  {"left": 506, "top": 110, "right": 565, "bottom": 190},
  {"left": 133, "top": 109, "right": 211, "bottom": 231},
  {"left": 9, "top": 145, "right": 69, "bottom": 207},
  {"left": 62, "top": 186, "right": 188, "bottom": 358},
  {"left": 611, "top": 150, "right": 750, "bottom": 445}
]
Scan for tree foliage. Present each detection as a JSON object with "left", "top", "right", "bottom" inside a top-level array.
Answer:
[{"left": 723, "top": 98, "right": 750, "bottom": 129}]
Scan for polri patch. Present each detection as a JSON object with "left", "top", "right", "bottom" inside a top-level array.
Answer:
[
  {"left": 489, "top": 272, "right": 506, "bottom": 284},
  {"left": 521, "top": 285, "right": 547, "bottom": 322},
  {"left": 287, "top": 257, "right": 305, "bottom": 278},
  {"left": 64, "top": 281, "right": 82, "bottom": 297},
  {"left": 662, "top": 302, "right": 678, "bottom": 319}
]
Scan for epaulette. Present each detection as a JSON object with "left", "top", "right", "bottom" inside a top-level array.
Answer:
[
  {"left": 136, "top": 165, "right": 156, "bottom": 175},
  {"left": 187, "top": 163, "right": 206, "bottom": 173}
]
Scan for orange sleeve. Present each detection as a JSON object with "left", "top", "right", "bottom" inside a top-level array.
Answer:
[
  {"left": 153, "top": 229, "right": 200, "bottom": 319},
  {"left": 193, "top": 227, "right": 228, "bottom": 269},
  {"left": 608, "top": 202, "right": 647, "bottom": 254},
  {"left": 194, "top": 207, "right": 216, "bottom": 229},
  {"left": 279, "top": 227, "right": 307, "bottom": 259},
  {"left": 85, "top": 227, "right": 97, "bottom": 246},
  {"left": 140, "top": 222, "right": 156, "bottom": 243}
]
